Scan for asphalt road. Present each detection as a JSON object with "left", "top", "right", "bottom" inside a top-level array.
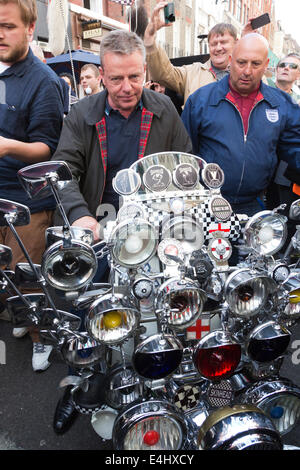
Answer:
[{"left": 0, "top": 317, "right": 300, "bottom": 451}]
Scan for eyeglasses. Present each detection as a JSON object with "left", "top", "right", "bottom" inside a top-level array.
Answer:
[{"left": 278, "top": 62, "right": 299, "bottom": 70}]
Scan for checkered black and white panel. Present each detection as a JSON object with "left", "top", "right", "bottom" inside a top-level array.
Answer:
[
  {"left": 140, "top": 196, "right": 242, "bottom": 242},
  {"left": 190, "top": 200, "right": 242, "bottom": 242},
  {"left": 174, "top": 385, "right": 201, "bottom": 411}
]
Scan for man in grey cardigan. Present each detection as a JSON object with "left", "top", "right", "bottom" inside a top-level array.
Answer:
[{"left": 51, "top": 29, "right": 192, "bottom": 435}]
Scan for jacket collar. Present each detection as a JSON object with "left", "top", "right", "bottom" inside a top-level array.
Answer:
[
  {"left": 0, "top": 47, "right": 34, "bottom": 77},
  {"left": 209, "top": 74, "right": 281, "bottom": 108},
  {"left": 85, "top": 88, "right": 165, "bottom": 126}
]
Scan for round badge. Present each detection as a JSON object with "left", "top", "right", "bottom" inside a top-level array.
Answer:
[
  {"left": 157, "top": 238, "right": 184, "bottom": 266},
  {"left": 209, "top": 196, "right": 232, "bottom": 222},
  {"left": 173, "top": 163, "right": 199, "bottom": 190},
  {"left": 132, "top": 278, "right": 154, "bottom": 300},
  {"left": 208, "top": 237, "right": 232, "bottom": 262},
  {"left": 174, "top": 385, "right": 201, "bottom": 411},
  {"left": 272, "top": 263, "right": 290, "bottom": 283},
  {"left": 117, "top": 203, "right": 145, "bottom": 222},
  {"left": 202, "top": 163, "right": 224, "bottom": 189},
  {"left": 112, "top": 169, "right": 141, "bottom": 195},
  {"left": 207, "top": 380, "right": 234, "bottom": 407},
  {"left": 143, "top": 165, "right": 171, "bottom": 192}
]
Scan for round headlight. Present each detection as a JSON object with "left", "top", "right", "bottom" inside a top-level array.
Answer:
[
  {"left": 161, "top": 215, "right": 204, "bottom": 254},
  {"left": 86, "top": 293, "right": 140, "bottom": 344},
  {"left": 41, "top": 239, "right": 97, "bottom": 292},
  {"left": 225, "top": 268, "right": 276, "bottom": 317},
  {"left": 246, "top": 321, "right": 291, "bottom": 363},
  {"left": 132, "top": 333, "right": 183, "bottom": 380},
  {"left": 112, "top": 400, "right": 188, "bottom": 450},
  {"left": 108, "top": 218, "right": 157, "bottom": 268},
  {"left": 60, "top": 333, "right": 104, "bottom": 369},
  {"left": 244, "top": 211, "right": 287, "bottom": 256},
  {"left": 193, "top": 330, "right": 241, "bottom": 381},
  {"left": 198, "top": 405, "right": 282, "bottom": 450},
  {"left": 157, "top": 278, "right": 206, "bottom": 330},
  {"left": 240, "top": 379, "right": 300, "bottom": 435},
  {"left": 104, "top": 364, "right": 141, "bottom": 410}
]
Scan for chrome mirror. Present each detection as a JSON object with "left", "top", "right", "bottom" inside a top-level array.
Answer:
[
  {"left": 17, "top": 161, "right": 72, "bottom": 199},
  {"left": 18, "top": 161, "right": 73, "bottom": 230},
  {"left": 0, "top": 199, "right": 30, "bottom": 227},
  {"left": 39, "top": 308, "right": 81, "bottom": 332},
  {"left": 6, "top": 293, "right": 47, "bottom": 327},
  {"left": 14, "top": 262, "right": 41, "bottom": 289}
]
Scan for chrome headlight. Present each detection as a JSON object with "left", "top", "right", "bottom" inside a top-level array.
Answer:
[
  {"left": 108, "top": 218, "right": 157, "bottom": 268},
  {"left": 132, "top": 333, "right": 183, "bottom": 380},
  {"left": 225, "top": 268, "right": 277, "bottom": 317},
  {"left": 112, "top": 400, "right": 188, "bottom": 450},
  {"left": 60, "top": 333, "right": 104, "bottom": 369},
  {"left": 246, "top": 321, "right": 291, "bottom": 363},
  {"left": 86, "top": 293, "right": 140, "bottom": 344},
  {"left": 198, "top": 405, "right": 282, "bottom": 450},
  {"left": 161, "top": 215, "right": 204, "bottom": 254},
  {"left": 193, "top": 330, "right": 241, "bottom": 381},
  {"left": 240, "top": 379, "right": 300, "bottom": 435},
  {"left": 157, "top": 278, "right": 206, "bottom": 330},
  {"left": 244, "top": 210, "right": 287, "bottom": 256},
  {"left": 104, "top": 364, "right": 140, "bottom": 410},
  {"left": 41, "top": 239, "right": 97, "bottom": 292},
  {"left": 282, "top": 273, "right": 300, "bottom": 319}
]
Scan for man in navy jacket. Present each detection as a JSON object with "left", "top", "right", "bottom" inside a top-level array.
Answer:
[{"left": 182, "top": 33, "right": 300, "bottom": 217}]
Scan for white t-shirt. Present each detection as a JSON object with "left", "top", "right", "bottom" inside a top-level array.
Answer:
[{"left": 0, "top": 62, "right": 10, "bottom": 74}]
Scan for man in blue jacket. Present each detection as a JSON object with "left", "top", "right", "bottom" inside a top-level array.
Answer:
[{"left": 182, "top": 33, "right": 300, "bottom": 217}]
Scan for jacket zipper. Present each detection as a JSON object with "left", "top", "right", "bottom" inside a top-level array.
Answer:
[{"left": 225, "top": 96, "right": 264, "bottom": 199}]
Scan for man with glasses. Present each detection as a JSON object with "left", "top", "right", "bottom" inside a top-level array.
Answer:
[
  {"left": 50, "top": 29, "right": 192, "bottom": 435},
  {"left": 266, "top": 54, "right": 300, "bottom": 227},
  {"left": 267, "top": 53, "right": 300, "bottom": 104}
]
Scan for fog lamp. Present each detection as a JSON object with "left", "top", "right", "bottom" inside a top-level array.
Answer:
[
  {"left": 198, "top": 405, "right": 282, "bottom": 450},
  {"left": 86, "top": 293, "right": 139, "bottom": 344},
  {"left": 161, "top": 215, "right": 204, "bottom": 254},
  {"left": 246, "top": 321, "right": 291, "bottom": 363},
  {"left": 240, "top": 379, "right": 300, "bottom": 435},
  {"left": 61, "top": 333, "right": 104, "bottom": 369},
  {"left": 157, "top": 278, "right": 206, "bottom": 330},
  {"left": 132, "top": 333, "right": 183, "bottom": 380},
  {"left": 225, "top": 268, "right": 276, "bottom": 317},
  {"left": 112, "top": 400, "right": 187, "bottom": 450},
  {"left": 244, "top": 210, "right": 287, "bottom": 256},
  {"left": 108, "top": 218, "right": 157, "bottom": 268},
  {"left": 193, "top": 330, "right": 241, "bottom": 381},
  {"left": 41, "top": 239, "right": 97, "bottom": 292}
]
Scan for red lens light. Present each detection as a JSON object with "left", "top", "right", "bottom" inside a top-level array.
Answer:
[
  {"left": 143, "top": 430, "right": 160, "bottom": 446},
  {"left": 193, "top": 343, "right": 241, "bottom": 380}
]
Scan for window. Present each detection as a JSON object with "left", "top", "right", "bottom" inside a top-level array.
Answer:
[
  {"left": 237, "top": 0, "right": 242, "bottom": 21},
  {"left": 83, "top": 0, "right": 103, "bottom": 15}
]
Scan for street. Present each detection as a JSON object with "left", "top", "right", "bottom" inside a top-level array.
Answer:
[{"left": 0, "top": 317, "right": 300, "bottom": 451}]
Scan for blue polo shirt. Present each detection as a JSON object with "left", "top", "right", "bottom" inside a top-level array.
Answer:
[
  {"left": 0, "top": 48, "right": 64, "bottom": 213},
  {"left": 100, "top": 99, "right": 142, "bottom": 214}
]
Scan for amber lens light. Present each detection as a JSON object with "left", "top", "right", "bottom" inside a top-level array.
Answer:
[{"left": 194, "top": 343, "right": 241, "bottom": 380}]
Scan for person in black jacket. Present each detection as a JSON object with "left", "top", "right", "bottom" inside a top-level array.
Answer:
[{"left": 51, "top": 29, "right": 192, "bottom": 435}]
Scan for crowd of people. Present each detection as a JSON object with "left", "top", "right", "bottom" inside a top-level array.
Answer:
[{"left": 1, "top": 0, "right": 300, "bottom": 436}]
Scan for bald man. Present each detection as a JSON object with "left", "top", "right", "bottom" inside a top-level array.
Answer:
[{"left": 182, "top": 33, "right": 300, "bottom": 216}]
